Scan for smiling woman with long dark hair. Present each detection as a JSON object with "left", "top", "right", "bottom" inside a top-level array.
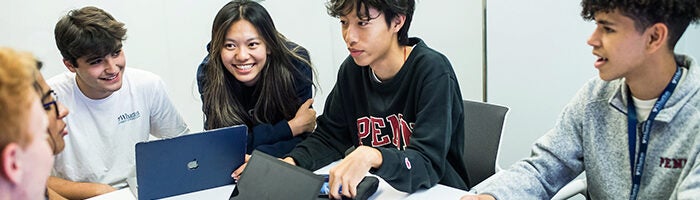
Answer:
[{"left": 197, "top": 0, "right": 317, "bottom": 158}]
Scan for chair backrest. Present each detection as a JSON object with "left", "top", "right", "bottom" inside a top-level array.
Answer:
[{"left": 462, "top": 99, "right": 509, "bottom": 188}]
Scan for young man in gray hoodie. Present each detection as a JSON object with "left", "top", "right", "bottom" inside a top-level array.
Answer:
[{"left": 463, "top": 0, "right": 700, "bottom": 199}]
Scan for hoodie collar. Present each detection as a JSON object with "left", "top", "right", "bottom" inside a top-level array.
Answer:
[{"left": 608, "top": 54, "right": 699, "bottom": 123}]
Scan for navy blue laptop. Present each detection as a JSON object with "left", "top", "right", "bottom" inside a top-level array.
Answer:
[{"left": 134, "top": 125, "right": 247, "bottom": 199}]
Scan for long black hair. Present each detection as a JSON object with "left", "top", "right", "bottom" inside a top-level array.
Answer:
[{"left": 203, "top": 0, "right": 314, "bottom": 130}]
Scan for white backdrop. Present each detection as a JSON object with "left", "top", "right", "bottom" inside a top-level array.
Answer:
[
  {"left": 0, "top": 0, "right": 484, "bottom": 132},
  {"left": 487, "top": 0, "right": 700, "bottom": 169}
]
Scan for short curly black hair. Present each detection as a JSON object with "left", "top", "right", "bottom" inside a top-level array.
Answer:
[
  {"left": 326, "top": 0, "right": 415, "bottom": 45},
  {"left": 581, "top": 0, "right": 700, "bottom": 50}
]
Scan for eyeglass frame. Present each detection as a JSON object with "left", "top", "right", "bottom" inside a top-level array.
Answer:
[{"left": 42, "top": 89, "right": 59, "bottom": 118}]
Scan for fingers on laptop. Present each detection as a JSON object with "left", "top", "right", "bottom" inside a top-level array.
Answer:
[{"left": 232, "top": 162, "right": 247, "bottom": 180}]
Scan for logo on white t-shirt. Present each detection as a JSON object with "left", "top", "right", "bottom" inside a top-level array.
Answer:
[{"left": 118, "top": 111, "right": 141, "bottom": 124}]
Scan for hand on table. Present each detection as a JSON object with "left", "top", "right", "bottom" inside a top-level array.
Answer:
[{"left": 328, "top": 146, "right": 382, "bottom": 199}]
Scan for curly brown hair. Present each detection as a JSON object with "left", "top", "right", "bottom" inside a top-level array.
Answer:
[{"left": 581, "top": 0, "right": 700, "bottom": 50}]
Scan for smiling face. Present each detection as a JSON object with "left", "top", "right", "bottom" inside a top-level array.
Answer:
[
  {"left": 220, "top": 19, "right": 268, "bottom": 87},
  {"left": 587, "top": 10, "right": 648, "bottom": 81},
  {"left": 65, "top": 47, "right": 125, "bottom": 99},
  {"left": 35, "top": 72, "right": 69, "bottom": 154},
  {"left": 340, "top": 6, "right": 399, "bottom": 67}
]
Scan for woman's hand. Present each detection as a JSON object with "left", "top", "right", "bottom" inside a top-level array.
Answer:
[
  {"left": 231, "top": 154, "right": 251, "bottom": 180},
  {"left": 288, "top": 99, "right": 316, "bottom": 136}
]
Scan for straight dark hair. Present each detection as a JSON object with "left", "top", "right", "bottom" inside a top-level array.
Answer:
[
  {"left": 203, "top": 0, "right": 314, "bottom": 130},
  {"left": 326, "top": 0, "right": 415, "bottom": 45}
]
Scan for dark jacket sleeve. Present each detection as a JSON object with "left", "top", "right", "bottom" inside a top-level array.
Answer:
[
  {"left": 247, "top": 121, "right": 294, "bottom": 153},
  {"left": 245, "top": 45, "right": 314, "bottom": 157},
  {"left": 371, "top": 60, "right": 464, "bottom": 192},
  {"left": 197, "top": 44, "right": 212, "bottom": 131},
  {"left": 255, "top": 136, "right": 304, "bottom": 158},
  {"left": 286, "top": 67, "right": 354, "bottom": 171},
  {"left": 197, "top": 43, "right": 210, "bottom": 105},
  {"left": 291, "top": 44, "right": 313, "bottom": 103}
]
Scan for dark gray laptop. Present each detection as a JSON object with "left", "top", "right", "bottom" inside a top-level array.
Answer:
[{"left": 133, "top": 125, "right": 247, "bottom": 199}]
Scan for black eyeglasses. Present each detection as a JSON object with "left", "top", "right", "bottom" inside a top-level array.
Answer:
[{"left": 42, "top": 90, "right": 59, "bottom": 118}]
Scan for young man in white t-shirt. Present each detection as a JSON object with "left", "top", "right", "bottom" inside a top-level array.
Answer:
[{"left": 47, "top": 6, "right": 189, "bottom": 199}]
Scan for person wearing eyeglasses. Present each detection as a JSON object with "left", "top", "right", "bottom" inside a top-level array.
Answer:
[
  {"left": 30, "top": 61, "right": 70, "bottom": 200},
  {"left": 0, "top": 47, "right": 54, "bottom": 200},
  {"left": 32, "top": 61, "right": 70, "bottom": 157},
  {"left": 46, "top": 6, "right": 190, "bottom": 199}
]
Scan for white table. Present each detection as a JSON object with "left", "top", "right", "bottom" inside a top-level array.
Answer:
[{"left": 88, "top": 161, "right": 471, "bottom": 200}]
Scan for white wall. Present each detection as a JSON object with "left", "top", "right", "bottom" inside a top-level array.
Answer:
[
  {"left": 0, "top": 0, "right": 483, "bottom": 132},
  {"left": 7, "top": 0, "right": 697, "bottom": 171},
  {"left": 487, "top": 0, "right": 700, "bottom": 170}
]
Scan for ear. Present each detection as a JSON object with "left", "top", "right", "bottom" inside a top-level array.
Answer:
[
  {"left": 1, "top": 144, "right": 23, "bottom": 184},
  {"left": 62, "top": 59, "right": 77, "bottom": 73},
  {"left": 645, "top": 23, "right": 669, "bottom": 53},
  {"left": 391, "top": 15, "right": 406, "bottom": 33}
]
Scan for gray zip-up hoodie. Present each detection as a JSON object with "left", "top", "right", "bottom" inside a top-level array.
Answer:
[{"left": 473, "top": 54, "right": 700, "bottom": 199}]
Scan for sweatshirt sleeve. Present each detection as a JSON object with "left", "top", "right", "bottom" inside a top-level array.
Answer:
[
  {"left": 286, "top": 78, "right": 354, "bottom": 171},
  {"left": 473, "top": 94, "right": 586, "bottom": 199},
  {"left": 254, "top": 134, "right": 304, "bottom": 158},
  {"left": 247, "top": 120, "right": 294, "bottom": 152},
  {"left": 370, "top": 72, "right": 461, "bottom": 193},
  {"left": 676, "top": 150, "right": 700, "bottom": 199}
]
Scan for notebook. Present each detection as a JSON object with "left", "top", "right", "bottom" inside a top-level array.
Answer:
[{"left": 132, "top": 125, "right": 247, "bottom": 199}]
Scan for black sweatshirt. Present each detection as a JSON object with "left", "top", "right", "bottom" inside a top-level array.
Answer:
[{"left": 286, "top": 38, "right": 468, "bottom": 192}]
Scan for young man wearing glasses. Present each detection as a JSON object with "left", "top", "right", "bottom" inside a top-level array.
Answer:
[
  {"left": 47, "top": 6, "right": 189, "bottom": 199},
  {"left": 0, "top": 47, "right": 54, "bottom": 200}
]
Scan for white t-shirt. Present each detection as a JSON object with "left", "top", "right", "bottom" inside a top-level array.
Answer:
[
  {"left": 48, "top": 68, "right": 189, "bottom": 188},
  {"left": 632, "top": 67, "right": 689, "bottom": 121}
]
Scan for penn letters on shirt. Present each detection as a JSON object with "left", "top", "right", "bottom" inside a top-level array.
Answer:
[
  {"left": 357, "top": 113, "right": 415, "bottom": 150},
  {"left": 658, "top": 157, "right": 687, "bottom": 169}
]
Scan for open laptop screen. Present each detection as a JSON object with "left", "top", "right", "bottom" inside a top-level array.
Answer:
[{"left": 134, "top": 125, "right": 247, "bottom": 199}]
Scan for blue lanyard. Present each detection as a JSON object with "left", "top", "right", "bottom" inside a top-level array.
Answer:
[{"left": 627, "top": 66, "right": 682, "bottom": 200}]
